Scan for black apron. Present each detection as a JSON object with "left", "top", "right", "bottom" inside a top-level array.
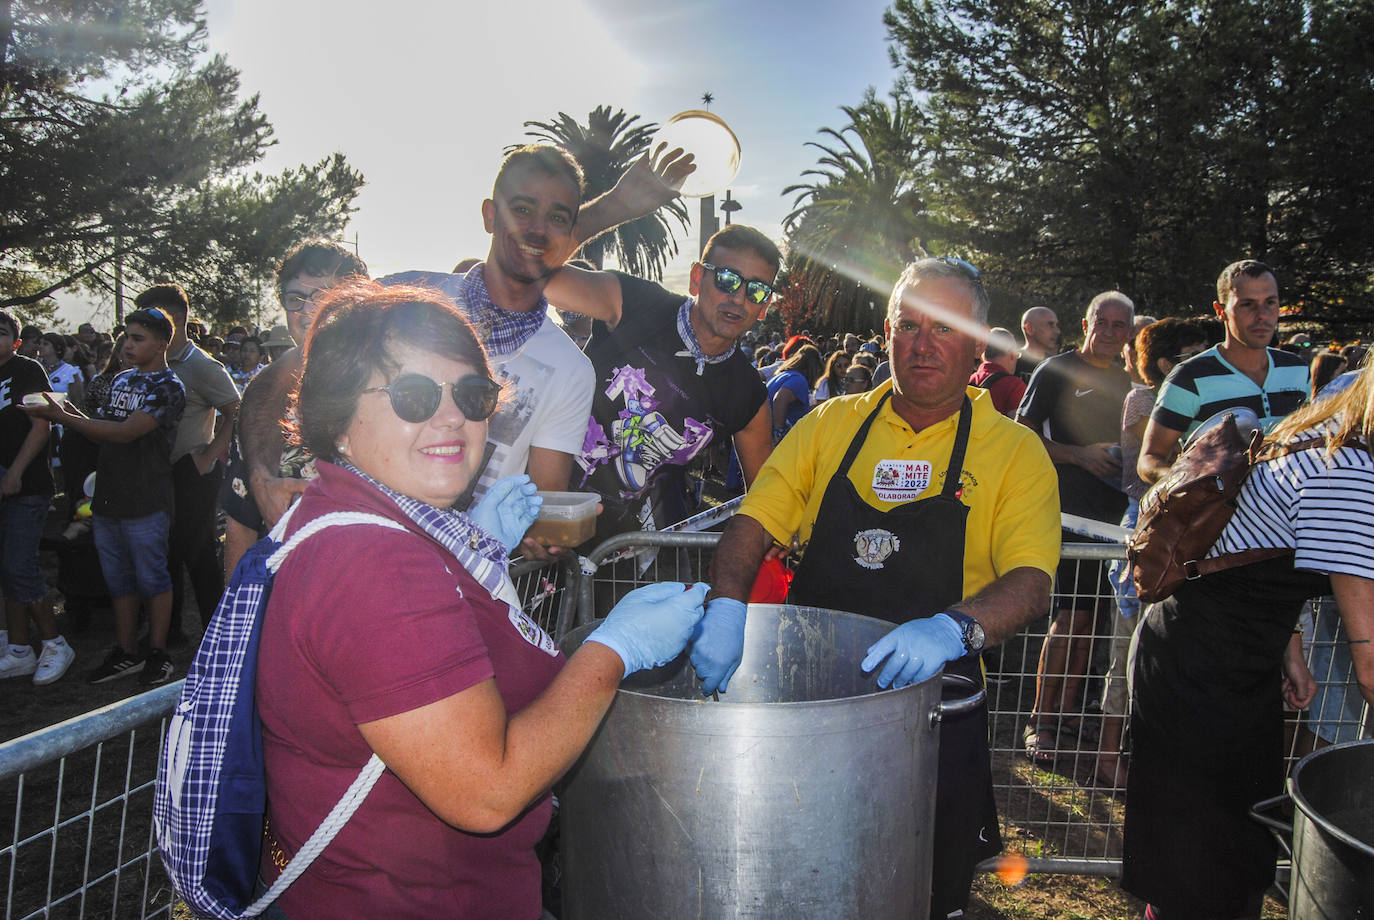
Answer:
[{"left": 786, "top": 392, "right": 1000, "bottom": 919}]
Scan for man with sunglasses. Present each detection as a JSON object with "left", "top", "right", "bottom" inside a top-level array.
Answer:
[
  {"left": 702, "top": 257, "right": 1060, "bottom": 919},
  {"left": 543, "top": 223, "right": 780, "bottom": 548},
  {"left": 219, "top": 240, "right": 369, "bottom": 578}
]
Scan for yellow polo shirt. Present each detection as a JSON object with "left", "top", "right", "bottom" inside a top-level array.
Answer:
[{"left": 741, "top": 382, "right": 1061, "bottom": 598}]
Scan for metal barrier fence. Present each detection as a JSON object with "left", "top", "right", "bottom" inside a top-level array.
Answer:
[
  {"left": 0, "top": 553, "right": 584, "bottom": 919},
  {"left": 3, "top": 532, "right": 1369, "bottom": 913},
  {"left": 577, "top": 532, "right": 1372, "bottom": 879},
  {"left": 1, "top": 683, "right": 181, "bottom": 920}
]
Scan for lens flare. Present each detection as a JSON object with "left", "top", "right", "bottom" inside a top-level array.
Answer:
[{"left": 995, "top": 851, "right": 1030, "bottom": 886}]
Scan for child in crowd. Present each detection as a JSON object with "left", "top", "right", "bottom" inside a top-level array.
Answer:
[{"left": 24, "top": 309, "right": 186, "bottom": 685}]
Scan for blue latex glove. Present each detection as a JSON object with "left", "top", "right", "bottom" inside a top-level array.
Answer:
[
  {"left": 468, "top": 474, "right": 541, "bottom": 551},
  {"left": 860, "top": 613, "right": 966, "bottom": 689},
  {"left": 689, "top": 597, "right": 747, "bottom": 696},
  {"left": 587, "top": 582, "right": 708, "bottom": 678}
]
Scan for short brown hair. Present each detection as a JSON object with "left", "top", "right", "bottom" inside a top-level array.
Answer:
[
  {"left": 1216, "top": 259, "right": 1275, "bottom": 305},
  {"left": 494, "top": 145, "right": 585, "bottom": 203},
  {"left": 123, "top": 308, "right": 174, "bottom": 342},
  {"left": 702, "top": 225, "right": 782, "bottom": 277},
  {"left": 291, "top": 279, "right": 491, "bottom": 464},
  {"left": 276, "top": 240, "right": 369, "bottom": 298},
  {"left": 134, "top": 283, "right": 190, "bottom": 317}
]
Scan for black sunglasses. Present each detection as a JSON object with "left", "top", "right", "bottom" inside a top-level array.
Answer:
[
  {"left": 700, "top": 262, "right": 776, "bottom": 305},
  {"left": 362, "top": 373, "right": 501, "bottom": 424}
]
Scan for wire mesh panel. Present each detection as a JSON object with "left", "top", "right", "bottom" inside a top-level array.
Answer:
[
  {"left": 1, "top": 685, "right": 180, "bottom": 920},
  {"left": 985, "top": 542, "right": 1129, "bottom": 875},
  {"left": 510, "top": 553, "right": 582, "bottom": 641}
]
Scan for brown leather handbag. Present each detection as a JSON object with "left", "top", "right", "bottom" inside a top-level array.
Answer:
[{"left": 1127, "top": 413, "right": 1323, "bottom": 603}]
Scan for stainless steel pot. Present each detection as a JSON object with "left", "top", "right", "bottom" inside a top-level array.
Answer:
[
  {"left": 1252, "top": 739, "right": 1374, "bottom": 918},
  {"left": 557, "top": 603, "right": 985, "bottom": 920}
]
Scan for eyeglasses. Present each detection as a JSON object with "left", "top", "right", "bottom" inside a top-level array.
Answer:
[
  {"left": 700, "top": 262, "right": 776, "bottom": 305},
  {"left": 361, "top": 373, "right": 501, "bottom": 424},
  {"left": 280, "top": 291, "right": 316, "bottom": 313},
  {"left": 933, "top": 257, "right": 984, "bottom": 285}
]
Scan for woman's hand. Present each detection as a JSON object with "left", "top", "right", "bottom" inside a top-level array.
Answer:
[
  {"left": 1282, "top": 633, "right": 1317, "bottom": 709},
  {"left": 469, "top": 474, "right": 541, "bottom": 551},
  {"left": 588, "top": 582, "right": 708, "bottom": 677}
]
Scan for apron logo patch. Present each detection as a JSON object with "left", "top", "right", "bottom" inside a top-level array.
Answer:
[
  {"left": 853, "top": 528, "right": 901, "bottom": 570},
  {"left": 873, "top": 459, "right": 932, "bottom": 502}
]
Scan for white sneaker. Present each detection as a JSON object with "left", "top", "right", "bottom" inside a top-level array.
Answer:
[
  {"left": 0, "top": 646, "right": 38, "bottom": 679},
  {"left": 34, "top": 638, "right": 76, "bottom": 685}
]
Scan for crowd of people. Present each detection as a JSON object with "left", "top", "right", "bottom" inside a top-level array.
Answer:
[{"left": 1, "top": 139, "right": 1372, "bottom": 919}]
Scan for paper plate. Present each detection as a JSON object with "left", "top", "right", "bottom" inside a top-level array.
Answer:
[{"left": 649, "top": 110, "right": 741, "bottom": 198}]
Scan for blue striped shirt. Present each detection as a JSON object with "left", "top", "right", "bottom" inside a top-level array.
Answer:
[{"left": 1151, "top": 346, "right": 1308, "bottom": 438}]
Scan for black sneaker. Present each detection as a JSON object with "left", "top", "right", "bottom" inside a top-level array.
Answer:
[
  {"left": 88, "top": 649, "right": 144, "bottom": 684},
  {"left": 138, "top": 648, "right": 175, "bottom": 686}
]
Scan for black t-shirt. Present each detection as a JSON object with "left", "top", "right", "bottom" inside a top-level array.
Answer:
[
  {"left": 1017, "top": 350, "right": 1132, "bottom": 522},
  {"left": 1017, "top": 350, "right": 1131, "bottom": 447},
  {"left": 577, "top": 273, "right": 766, "bottom": 541},
  {"left": 0, "top": 353, "right": 55, "bottom": 497}
]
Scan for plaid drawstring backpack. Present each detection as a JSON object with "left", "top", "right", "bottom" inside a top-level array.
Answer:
[{"left": 154, "top": 502, "right": 404, "bottom": 919}]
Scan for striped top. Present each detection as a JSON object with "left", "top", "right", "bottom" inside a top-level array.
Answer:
[
  {"left": 1209, "top": 418, "right": 1374, "bottom": 580},
  {"left": 1151, "top": 346, "right": 1308, "bottom": 438}
]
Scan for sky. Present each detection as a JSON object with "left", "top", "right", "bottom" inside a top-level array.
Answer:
[{"left": 55, "top": 0, "right": 902, "bottom": 328}]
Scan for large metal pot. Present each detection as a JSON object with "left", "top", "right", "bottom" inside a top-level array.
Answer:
[
  {"left": 1253, "top": 739, "right": 1374, "bottom": 918},
  {"left": 557, "top": 604, "right": 985, "bottom": 920}
]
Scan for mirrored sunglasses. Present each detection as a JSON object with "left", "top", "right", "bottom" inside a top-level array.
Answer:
[
  {"left": 362, "top": 373, "right": 501, "bottom": 424},
  {"left": 700, "top": 262, "right": 775, "bottom": 305}
]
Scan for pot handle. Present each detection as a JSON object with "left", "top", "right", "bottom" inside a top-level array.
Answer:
[
  {"left": 934, "top": 673, "right": 987, "bottom": 724},
  {"left": 1249, "top": 795, "right": 1294, "bottom": 859}
]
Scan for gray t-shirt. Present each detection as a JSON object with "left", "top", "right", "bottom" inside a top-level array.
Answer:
[{"left": 168, "top": 342, "right": 239, "bottom": 462}]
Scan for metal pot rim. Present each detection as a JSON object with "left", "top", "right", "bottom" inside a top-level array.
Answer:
[{"left": 1288, "top": 738, "right": 1374, "bottom": 857}]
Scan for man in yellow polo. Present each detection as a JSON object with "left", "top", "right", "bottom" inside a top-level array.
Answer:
[{"left": 695, "top": 257, "right": 1060, "bottom": 919}]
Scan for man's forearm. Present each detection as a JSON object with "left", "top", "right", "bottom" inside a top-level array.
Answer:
[
  {"left": 950, "top": 567, "right": 1052, "bottom": 647},
  {"left": 707, "top": 514, "right": 776, "bottom": 602},
  {"left": 1035, "top": 433, "right": 1080, "bottom": 466},
  {"left": 203, "top": 402, "right": 239, "bottom": 460},
  {"left": 1137, "top": 451, "right": 1171, "bottom": 485}
]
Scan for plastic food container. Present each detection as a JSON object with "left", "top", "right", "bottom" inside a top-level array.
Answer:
[
  {"left": 526, "top": 491, "right": 599, "bottom": 547},
  {"left": 22, "top": 392, "right": 65, "bottom": 408}
]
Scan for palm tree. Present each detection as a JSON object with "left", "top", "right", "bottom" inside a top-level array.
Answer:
[
  {"left": 515, "top": 106, "right": 689, "bottom": 279},
  {"left": 783, "top": 90, "right": 931, "bottom": 331}
]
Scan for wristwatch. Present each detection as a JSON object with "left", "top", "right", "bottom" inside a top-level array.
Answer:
[{"left": 942, "top": 610, "right": 985, "bottom": 654}]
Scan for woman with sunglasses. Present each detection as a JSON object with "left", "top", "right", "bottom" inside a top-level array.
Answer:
[
  {"left": 812, "top": 349, "right": 851, "bottom": 403},
  {"left": 255, "top": 281, "right": 706, "bottom": 919}
]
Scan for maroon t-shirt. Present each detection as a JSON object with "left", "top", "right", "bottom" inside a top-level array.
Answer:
[
  {"left": 969, "top": 360, "right": 1027, "bottom": 416},
  {"left": 257, "top": 462, "right": 564, "bottom": 919}
]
